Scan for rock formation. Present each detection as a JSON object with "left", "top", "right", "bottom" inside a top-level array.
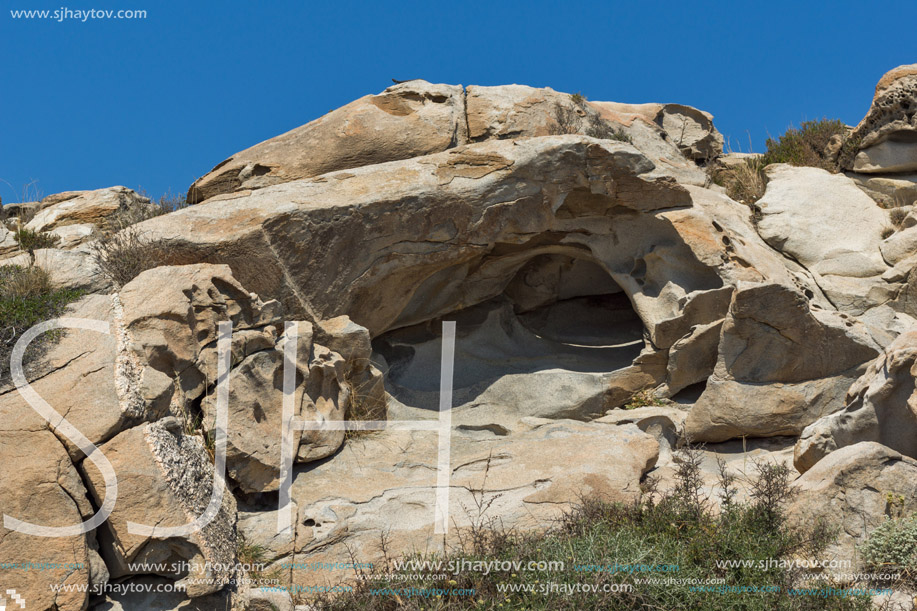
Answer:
[{"left": 3, "top": 66, "right": 917, "bottom": 609}]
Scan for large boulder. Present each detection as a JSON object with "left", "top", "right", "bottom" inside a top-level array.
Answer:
[
  {"left": 137, "top": 136, "right": 819, "bottom": 436},
  {"left": 284, "top": 420, "right": 658, "bottom": 590},
  {"left": 24, "top": 186, "right": 153, "bottom": 247},
  {"left": 685, "top": 283, "right": 881, "bottom": 442},
  {"left": 0, "top": 415, "right": 97, "bottom": 611},
  {"left": 188, "top": 81, "right": 718, "bottom": 204},
  {"left": 188, "top": 81, "right": 468, "bottom": 203},
  {"left": 795, "top": 329, "right": 917, "bottom": 472},
  {"left": 82, "top": 417, "right": 238, "bottom": 597},
  {"left": 200, "top": 321, "right": 365, "bottom": 493},
  {"left": 846, "top": 64, "right": 917, "bottom": 174},
  {"left": 141, "top": 137, "right": 701, "bottom": 337},
  {"left": 142, "top": 137, "right": 800, "bottom": 345},
  {"left": 755, "top": 164, "right": 892, "bottom": 314},
  {"left": 590, "top": 101, "right": 723, "bottom": 162}
]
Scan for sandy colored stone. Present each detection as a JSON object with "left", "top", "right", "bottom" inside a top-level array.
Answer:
[
  {"left": 82, "top": 418, "right": 237, "bottom": 597},
  {"left": 685, "top": 283, "right": 880, "bottom": 442},
  {"left": 795, "top": 329, "right": 917, "bottom": 472}
]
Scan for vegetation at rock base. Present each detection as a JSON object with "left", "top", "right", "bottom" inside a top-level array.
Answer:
[
  {"left": 711, "top": 156, "right": 769, "bottom": 206},
  {"left": 861, "top": 512, "right": 917, "bottom": 586},
  {"left": 711, "top": 119, "right": 853, "bottom": 208},
  {"left": 889, "top": 206, "right": 911, "bottom": 229},
  {"left": 312, "top": 448, "right": 873, "bottom": 610},
  {"left": 623, "top": 388, "right": 673, "bottom": 410},
  {"left": 0, "top": 264, "right": 82, "bottom": 383}
]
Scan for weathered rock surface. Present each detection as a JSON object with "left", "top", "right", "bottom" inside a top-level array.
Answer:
[
  {"left": 847, "top": 64, "right": 917, "bottom": 174},
  {"left": 188, "top": 81, "right": 467, "bottom": 203},
  {"left": 32, "top": 247, "right": 112, "bottom": 293},
  {"left": 0, "top": 294, "right": 159, "bottom": 459},
  {"left": 119, "top": 264, "right": 283, "bottom": 413},
  {"left": 25, "top": 186, "right": 152, "bottom": 246},
  {"left": 881, "top": 224, "right": 917, "bottom": 265},
  {"left": 590, "top": 101, "right": 723, "bottom": 161},
  {"left": 685, "top": 283, "right": 880, "bottom": 442},
  {"left": 200, "top": 321, "right": 358, "bottom": 493},
  {"left": 88, "top": 576, "right": 232, "bottom": 610},
  {"left": 848, "top": 172, "right": 917, "bottom": 208},
  {"left": 82, "top": 417, "right": 238, "bottom": 597},
  {"left": 188, "top": 81, "right": 719, "bottom": 204},
  {"left": 789, "top": 442, "right": 917, "bottom": 566},
  {"left": 142, "top": 137, "right": 804, "bottom": 356},
  {"left": 0, "top": 224, "right": 18, "bottom": 257},
  {"left": 795, "top": 329, "right": 917, "bottom": 472},
  {"left": 283, "top": 420, "right": 657, "bottom": 588},
  {"left": 755, "top": 164, "right": 892, "bottom": 313},
  {"left": 0, "top": 415, "right": 95, "bottom": 611},
  {"left": 16, "top": 72, "right": 917, "bottom": 606},
  {"left": 143, "top": 137, "right": 700, "bottom": 335}
]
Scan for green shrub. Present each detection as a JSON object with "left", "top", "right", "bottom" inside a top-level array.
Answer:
[
  {"left": 861, "top": 514, "right": 917, "bottom": 582},
  {"left": 0, "top": 265, "right": 82, "bottom": 383},
  {"left": 312, "top": 450, "right": 869, "bottom": 611},
  {"left": 761, "top": 119, "right": 848, "bottom": 171},
  {"left": 13, "top": 227, "right": 60, "bottom": 253}
]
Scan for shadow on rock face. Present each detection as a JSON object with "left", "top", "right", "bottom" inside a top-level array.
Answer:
[{"left": 373, "top": 287, "right": 647, "bottom": 427}]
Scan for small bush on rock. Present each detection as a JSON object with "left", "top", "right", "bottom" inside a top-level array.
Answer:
[
  {"left": 0, "top": 265, "right": 82, "bottom": 383},
  {"left": 13, "top": 227, "right": 60, "bottom": 253},
  {"left": 711, "top": 156, "right": 768, "bottom": 206},
  {"left": 889, "top": 207, "right": 910, "bottom": 229},
  {"left": 761, "top": 119, "right": 849, "bottom": 171},
  {"left": 551, "top": 101, "right": 632, "bottom": 143},
  {"left": 89, "top": 225, "right": 175, "bottom": 287}
]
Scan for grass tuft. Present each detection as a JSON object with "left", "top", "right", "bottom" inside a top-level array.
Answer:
[{"left": 0, "top": 265, "right": 83, "bottom": 384}]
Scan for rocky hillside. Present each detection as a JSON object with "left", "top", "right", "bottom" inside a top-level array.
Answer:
[{"left": 2, "top": 65, "right": 917, "bottom": 610}]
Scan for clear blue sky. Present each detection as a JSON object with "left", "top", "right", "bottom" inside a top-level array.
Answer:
[{"left": 2, "top": 0, "right": 916, "bottom": 203}]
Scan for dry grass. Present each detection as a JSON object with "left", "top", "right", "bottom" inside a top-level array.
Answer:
[
  {"left": 710, "top": 156, "right": 768, "bottom": 206},
  {"left": 105, "top": 189, "right": 190, "bottom": 232},
  {"left": 89, "top": 225, "right": 177, "bottom": 287},
  {"left": 343, "top": 362, "right": 388, "bottom": 441},
  {"left": 0, "top": 265, "right": 51, "bottom": 299},
  {"left": 710, "top": 119, "right": 854, "bottom": 210},
  {"left": 889, "top": 206, "right": 911, "bottom": 229}
]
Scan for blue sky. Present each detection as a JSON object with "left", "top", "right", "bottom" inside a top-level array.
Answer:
[{"left": 2, "top": 0, "right": 916, "bottom": 203}]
